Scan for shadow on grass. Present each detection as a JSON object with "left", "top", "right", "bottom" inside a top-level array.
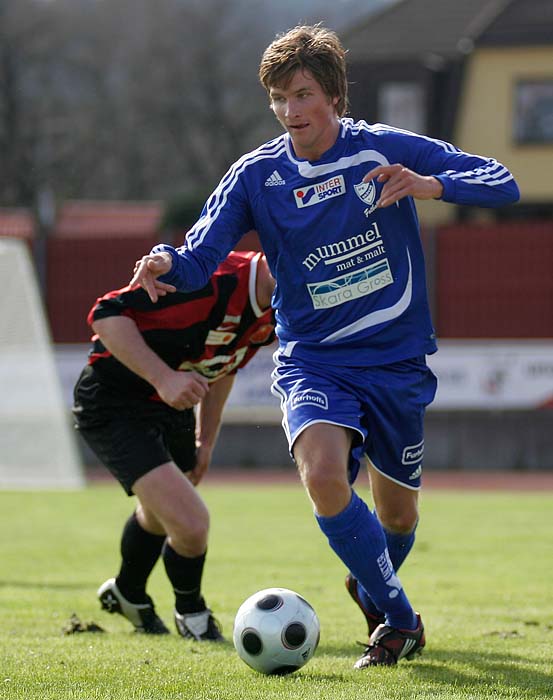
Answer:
[
  {"left": 318, "top": 642, "right": 553, "bottom": 696},
  {"left": 416, "top": 647, "right": 552, "bottom": 696}
]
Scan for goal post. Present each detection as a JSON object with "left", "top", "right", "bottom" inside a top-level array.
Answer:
[{"left": 0, "top": 237, "right": 85, "bottom": 489}]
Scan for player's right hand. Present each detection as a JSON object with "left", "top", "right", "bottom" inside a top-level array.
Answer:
[
  {"left": 130, "top": 252, "right": 176, "bottom": 303},
  {"left": 156, "top": 370, "right": 209, "bottom": 410},
  {"left": 362, "top": 164, "right": 443, "bottom": 207}
]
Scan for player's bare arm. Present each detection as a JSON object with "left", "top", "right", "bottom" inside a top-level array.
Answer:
[
  {"left": 92, "top": 316, "right": 208, "bottom": 409},
  {"left": 130, "top": 251, "right": 176, "bottom": 303},
  {"left": 191, "top": 374, "right": 236, "bottom": 486},
  {"left": 363, "top": 164, "right": 444, "bottom": 208},
  {"left": 255, "top": 254, "right": 275, "bottom": 309}
]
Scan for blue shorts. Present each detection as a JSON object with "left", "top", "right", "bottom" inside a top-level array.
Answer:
[{"left": 271, "top": 353, "right": 437, "bottom": 490}]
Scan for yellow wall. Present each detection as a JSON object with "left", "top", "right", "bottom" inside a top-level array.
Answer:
[
  {"left": 415, "top": 198, "right": 455, "bottom": 227},
  {"left": 456, "top": 46, "right": 553, "bottom": 202}
]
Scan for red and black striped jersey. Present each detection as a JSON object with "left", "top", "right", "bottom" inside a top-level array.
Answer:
[{"left": 86, "top": 251, "right": 275, "bottom": 400}]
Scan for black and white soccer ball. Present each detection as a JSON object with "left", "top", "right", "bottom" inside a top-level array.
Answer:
[{"left": 233, "top": 587, "right": 320, "bottom": 675}]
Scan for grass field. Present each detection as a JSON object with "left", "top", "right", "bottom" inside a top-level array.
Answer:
[{"left": 1, "top": 480, "right": 552, "bottom": 699}]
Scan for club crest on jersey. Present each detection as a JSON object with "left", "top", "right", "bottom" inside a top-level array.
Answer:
[
  {"left": 294, "top": 175, "right": 346, "bottom": 208},
  {"left": 354, "top": 178, "right": 378, "bottom": 215}
]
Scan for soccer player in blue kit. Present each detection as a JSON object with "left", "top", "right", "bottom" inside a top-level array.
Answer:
[{"left": 131, "top": 25, "right": 520, "bottom": 667}]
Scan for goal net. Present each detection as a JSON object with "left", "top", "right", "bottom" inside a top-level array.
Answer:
[{"left": 0, "top": 237, "right": 85, "bottom": 489}]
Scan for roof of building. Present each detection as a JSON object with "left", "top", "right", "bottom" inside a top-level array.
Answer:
[
  {"left": 342, "top": 0, "right": 552, "bottom": 63},
  {"left": 479, "top": 0, "right": 553, "bottom": 45}
]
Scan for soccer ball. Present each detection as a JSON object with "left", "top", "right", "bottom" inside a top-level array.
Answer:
[{"left": 233, "top": 587, "right": 320, "bottom": 675}]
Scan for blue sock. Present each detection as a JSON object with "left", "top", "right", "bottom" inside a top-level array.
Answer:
[
  {"left": 354, "top": 521, "right": 417, "bottom": 621},
  {"left": 316, "top": 491, "right": 416, "bottom": 630},
  {"left": 385, "top": 524, "right": 417, "bottom": 571}
]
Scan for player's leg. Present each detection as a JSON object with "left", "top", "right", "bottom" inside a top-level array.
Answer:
[
  {"left": 347, "top": 356, "right": 436, "bottom": 622},
  {"left": 294, "top": 422, "right": 352, "bottom": 516},
  {"left": 96, "top": 503, "right": 169, "bottom": 634},
  {"left": 369, "top": 461, "right": 419, "bottom": 565},
  {"left": 134, "top": 413, "right": 223, "bottom": 642},
  {"left": 348, "top": 358, "right": 435, "bottom": 666},
  {"left": 273, "top": 354, "right": 426, "bottom": 666},
  {"left": 273, "top": 356, "right": 418, "bottom": 624},
  {"left": 345, "top": 464, "right": 419, "bottom": 635},
  {"left": 113, "top": 461, "right": 222, "bottom": 641},
  {"left": 74, "top": 372, "right": 217, "bottom": 637},
  {"left": 73, "top": 374, "right": 174, "bottom": 632},
  {"left": 132, "top": 462, "right": 210, "bottom": 605},
  {"left": 293, "top": 423, "right": 417, "bottom": 633},
  {"left": 98, "top": 462, "right": 210, "bottom": 638},
  {"left": 351, "top": 462, "right": 420, "bottom": 584},
  {"left": 113, "top": 507, "right": 166, "bottom": 605},
  {"left": 133, "top": 461, "right": 209, "bottom": 557}
]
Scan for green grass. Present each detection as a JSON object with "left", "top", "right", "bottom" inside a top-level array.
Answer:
[{"left": 1, "top": 481, "right": 552, "bottom": 699}]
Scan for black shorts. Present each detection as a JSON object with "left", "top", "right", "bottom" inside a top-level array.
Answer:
[{"left": 73, "top": 366, "right": 196, "bottom": 495}]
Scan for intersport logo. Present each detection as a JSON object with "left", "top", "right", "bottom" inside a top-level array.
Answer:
[{"left": 293, "top": 175, "right": 346, "bottom": 208}]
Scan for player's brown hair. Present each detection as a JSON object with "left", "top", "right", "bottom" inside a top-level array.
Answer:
[{"left": 259, "top": 24, "right": 348, "bottom": 117}]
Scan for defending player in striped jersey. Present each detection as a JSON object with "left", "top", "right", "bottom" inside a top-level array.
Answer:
[
  {"left": 131, "top": 26, "right": 520, "bottom": 666},
  {"left": 73, "top": 251, "right": 274, "bottom": 640}
]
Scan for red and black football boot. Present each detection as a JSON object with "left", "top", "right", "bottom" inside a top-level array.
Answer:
[{"left": 354, "top": 613, "right": 425, "bottom": 668}]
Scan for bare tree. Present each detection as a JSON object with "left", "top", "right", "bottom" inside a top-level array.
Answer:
[
  {"left": 0, "top": 0, "right": 59, "bottom": 205},
  {"left": 1, "top": 0, "right": 375, "bottom": 208}
]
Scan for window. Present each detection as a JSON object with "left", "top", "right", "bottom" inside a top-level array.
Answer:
[
  {"left": 378, "top": 82, "right": 425, "bottom": 133},
  {"left": 514, "top": 80, "right": 553, "bottom": 144}
]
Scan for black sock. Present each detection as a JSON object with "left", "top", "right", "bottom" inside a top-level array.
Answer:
[
  {"left": 162, "top": 542, "right": 207, "bottom": 614},
  {"left": 115, "top": 512, "right": 166, "bottom": 603}
]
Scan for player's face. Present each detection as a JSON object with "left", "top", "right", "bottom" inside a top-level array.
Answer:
[{"left": 269, "top": 69, "right": 340, "bottom": 162}]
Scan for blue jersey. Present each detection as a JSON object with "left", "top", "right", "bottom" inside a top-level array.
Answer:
[{"left": 154, "top": 119, "right": 519, "bottom": 366}]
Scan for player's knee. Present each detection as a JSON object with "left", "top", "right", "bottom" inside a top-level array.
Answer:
[
  {"left": 169, "top": 507, "right": 210, "bottom": 555},
  {"left": 170, "top": 523, "right": 208, "bottom": 557},
  {"left": 378, "top": 508, "right": 418, "bottom": 535},
  {"left": 300, "top": 462, "right": 349, "bottom": 510},
  {"left": 301, "top": 463, "right": 334, "bottom": 493}
]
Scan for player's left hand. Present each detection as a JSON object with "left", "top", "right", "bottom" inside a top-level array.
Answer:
[
  {"left": 363, "top": 164, "right": 443, "bottom": 208},
  {"left": 188, "top": 443, "right": 212, "bottom": 486}
]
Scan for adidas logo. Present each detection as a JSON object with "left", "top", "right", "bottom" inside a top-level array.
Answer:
[
  {"left": 264, "top": 170, "right": 286, "bottom": 186},
  {"left": 399, "top": 637, "right": 418, "bottom": 659},
  {"left": 409, "top": 465, "right": 422, "bottom": 480}
]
